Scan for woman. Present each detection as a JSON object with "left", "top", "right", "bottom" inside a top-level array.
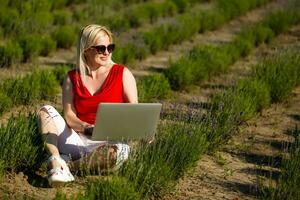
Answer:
[{"left": 38, "top": 24, "right": 138, "bottom": 187}]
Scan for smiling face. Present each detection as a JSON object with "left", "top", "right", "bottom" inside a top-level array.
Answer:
[{"left": 84, "top": 32, "right": 112, "bottom": 68}]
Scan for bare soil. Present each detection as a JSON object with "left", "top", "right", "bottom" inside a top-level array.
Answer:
[{"left": 0, "top": 1, "right": 299, "bottom": 199}]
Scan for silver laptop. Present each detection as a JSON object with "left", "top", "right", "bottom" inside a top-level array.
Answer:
[{"left": 91, "top": 103, "right": 162, "bottom": 141}]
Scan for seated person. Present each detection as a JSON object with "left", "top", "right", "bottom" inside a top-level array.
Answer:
[{"left": 38, "top": 24, "right": 138, "bottom": 187}]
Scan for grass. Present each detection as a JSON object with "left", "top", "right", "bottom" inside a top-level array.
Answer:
[
  {"left": 114, "top": 0, "right": 273, "bottom": 64},
  {"left": 209, "top": 47, "right": 300, "bottom": 148},
  {"left": 0, "top": 0, "right": 210, "bottom": 67},
  {"left": 261, "top": 128, "right": 300, "bottom": 200},
  {"left": 0, "top": 113, "right": 44, "bottom": 172},
  {"left": 137, "top": 74, "right": 171, "bottom": 103},
  {"left": 0, "top": 69, "right": 59, "bottom": 115},
  {"left": 165, "top": 1, "right": 300, "bottom": 90}
]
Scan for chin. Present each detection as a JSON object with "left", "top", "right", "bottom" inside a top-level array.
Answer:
[{"left": 97, "top": 58, "right": 111, "bottom": 66}]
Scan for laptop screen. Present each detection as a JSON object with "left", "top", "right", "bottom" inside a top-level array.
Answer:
[{"left": 91, "top": 103, "right": 162, "bottom": 141}]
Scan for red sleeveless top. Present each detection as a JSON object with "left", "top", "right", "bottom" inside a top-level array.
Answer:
[{"left": 68, "top": 64, "right": 125, "bottom": 124}]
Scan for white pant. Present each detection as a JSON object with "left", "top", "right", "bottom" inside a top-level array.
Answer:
[{"left": 40, "top": 105, "right": 107, "bottom": 161}]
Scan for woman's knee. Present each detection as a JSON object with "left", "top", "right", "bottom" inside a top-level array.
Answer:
[
  {"left": 37, "top": 105, "right": 55, "bottom": 117},
  {"left": 37, "top": 105, "right": 55, "bottom": 122},
  {"left": 38, "top": 106, "right": 59, "bottom": 135}
]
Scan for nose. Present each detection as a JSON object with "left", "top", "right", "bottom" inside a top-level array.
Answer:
[{"left": 103, "top": 48, "right": 109, "bottom": 55}]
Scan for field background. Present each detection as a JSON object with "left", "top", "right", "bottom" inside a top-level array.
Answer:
[{"left": 0, "top": 0, "right": 300, "bottom": 199}]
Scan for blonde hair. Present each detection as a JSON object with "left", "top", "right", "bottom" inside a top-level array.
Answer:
[{"left": 77, "top": 24, "right": 114, "bottom": 76}]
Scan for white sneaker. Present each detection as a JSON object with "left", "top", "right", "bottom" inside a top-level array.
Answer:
[
  {"left": 47, "top": 155, "right": 74, "bottom": 187},
  {"left": 114, "top": 144, "right": 130, "bottom": 170}
]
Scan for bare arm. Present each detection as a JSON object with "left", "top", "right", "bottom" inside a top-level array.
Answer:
[
  {"left": 62, "top": 75, "right": 93, "bottom": 133},
  {"left": 123, "top": 67, "right": 138, "bottom": 103}
]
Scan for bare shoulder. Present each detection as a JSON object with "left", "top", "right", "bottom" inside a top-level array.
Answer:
[
  {"left": 122, "top": 66, "right": 138, "bottom": 103},
  {"left": 123, "top": 67, "right": 135, "bottom": 80}
]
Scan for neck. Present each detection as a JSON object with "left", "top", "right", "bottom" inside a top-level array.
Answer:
[{"left": 86, "top": 63, "right": 113, "bottom": 79}]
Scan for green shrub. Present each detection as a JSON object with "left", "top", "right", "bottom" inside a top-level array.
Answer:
[
  {"left": 165, "top": 3, "right": 300, "bottom": 91},
  {"left": 0, "top": 160, "right": 4, "bottom": 181},
  {"left": 74, "top": 177, "right": 141, "bottom": 200},
  {"left": 223, "top": 43, "right": 241, "bottom": 64},
  {"left": 189, "top": 45, "right": 231, "bottom": 78},
  {"left": 143, "top": 30, "right": 163, "bottom": 54},
  {"left": 236, "top": 78, "right": 271, "bottom": 112},
  {"left": 122, "top": 119, "right": 207, "bottom": 198},
  {"left": 209, "top": 80, "right": 266, "bottom": 148},
  {"left": 161, "top": 1, "right": 177, "bottom": 17},
  {"left": 111, "top": 0, "right": 272, "bottom": 64},
  {"left": 153, "top": 122, "right": 207, "bottom": 178},
  {"left": 18, "top": 35, "right": 43, "bottom": 62},
  {"left": 125, "top": 6, "right": 150, "bottom": 27},
  {"left": 122, "top": 143, "right": 174, "bottom": 198},
  {"left": 40, "top": 36, "right": 57, "bottom": 56},
  {"left": 164, "top": 58, "right": 195, "bottom": 90},
  {"left": 39, "top": 70, "right": 61, "bottom": 100},
  {"left": 67, "top": 0, "right": 86, "bottom": 4},
  {"left": 53, "top": 65, "right": 73, "bottom": 86},
  {"left": 113, "top": 37, "right": 149, "bottom": 63},
  {"left": 138, "top": 74, "right": 171, "bottom": 102},
  {"left": 53, "top": 25, "right": 77, "bottom": 49},
  {"left": 198, "top": 10, "right": 225, "bottom": 32},
  {"left": 0, "top": 8, "right": 19, "bottom": 37},
  {"left": 176, "top": 14, "right": 201, "bottom": 41},
  {"left": 113, "top": 43, "right": 141, "bottom": 64},
  {"left": 165, "top": 45, "right": 230, "bottom": 90},
  {"left": 231, "top": 36, "right": 254, "bottom": 57},
  {"left": 0, "top": 91, "right": 12, "bottom": 114},
  {"left": 28, "top": 11, "right": 54, "bottom": 34},
  {"left": 0, "top": 113, "right": 44, "bottom": 171},
  {"left": 104, "top": 16, "right": 130, "bottom": 33},
  {"left": 53, "top": 10, "right": 73, "bottom": 25},
  {"left": 145, "top": 3, "right": 162, "bottom": 23},
  {"left": 73, "top": 9, "right": 88, "bottom": 23},
  {"left": 251, "top": 25, "right": 274, "bottom": 45},
  {"left": 217, "top": 0, "right": 251, "bottom": 20},
  {"left": 262, "top": 128, "right": 300, "bottom": 200},
  {"left": 171, "top": 0, "right": 189, "bottom": 13},
  {"left": 0, "top": 27, "right": 3, "bottom": 38},
  {"left": 93, "top": 0, "right": 179, "bottom": 33},
  {"left": 52, "top": 0, "right": 68, "bottom": 9},
  {"left": 218, "top": 89, "right": 257, "bottom": 122},
  {"left": 255, "top": 51, "right": 300, "bottom": 102},
  {"left": 264, "top": 9, "right": 295, "bottom": 35},
  {"left": 133, "top": 39, "right": 150, "bottom": 61},
  {"left": 205, "top": 47, "right": 300, "bottom": 150},
  {"left": 0, "top": 70, "right": 59, "bottom": 105},
  {"left": 0, "top": 41, "right": 23, "bottom": 68},
  {"left": 141, "top": 13, "right": 199, "bottom": 54}
]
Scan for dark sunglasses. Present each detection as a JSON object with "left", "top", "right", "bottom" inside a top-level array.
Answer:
[{"left": 91, "top": 44, "right": 115, "bottom": 54}]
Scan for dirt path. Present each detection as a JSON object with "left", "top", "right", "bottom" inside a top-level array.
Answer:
[{"left": 162, "top": 24, "right": 300, "bottom": 200}]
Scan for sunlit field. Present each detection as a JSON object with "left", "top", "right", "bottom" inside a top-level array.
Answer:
[{"left": 0, "top": 0, "right": 300, "bottom": 199}]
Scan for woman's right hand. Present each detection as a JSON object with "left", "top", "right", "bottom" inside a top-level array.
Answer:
[{"left": 80, "top": 122, "right": 94, "bottom": 134}]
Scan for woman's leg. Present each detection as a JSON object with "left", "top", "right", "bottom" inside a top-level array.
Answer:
[
  {"left": 69, "top": 142, "right": 130, "bottom": 172},
  {"left": 38, "top": 105, "right": 119, "bottom": 172},
  {"left": 38, "top": 107, "right": 62, "bottom": 170},
  {"left": 69, "top": 145, "right": 117, "bottom": 172}
]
